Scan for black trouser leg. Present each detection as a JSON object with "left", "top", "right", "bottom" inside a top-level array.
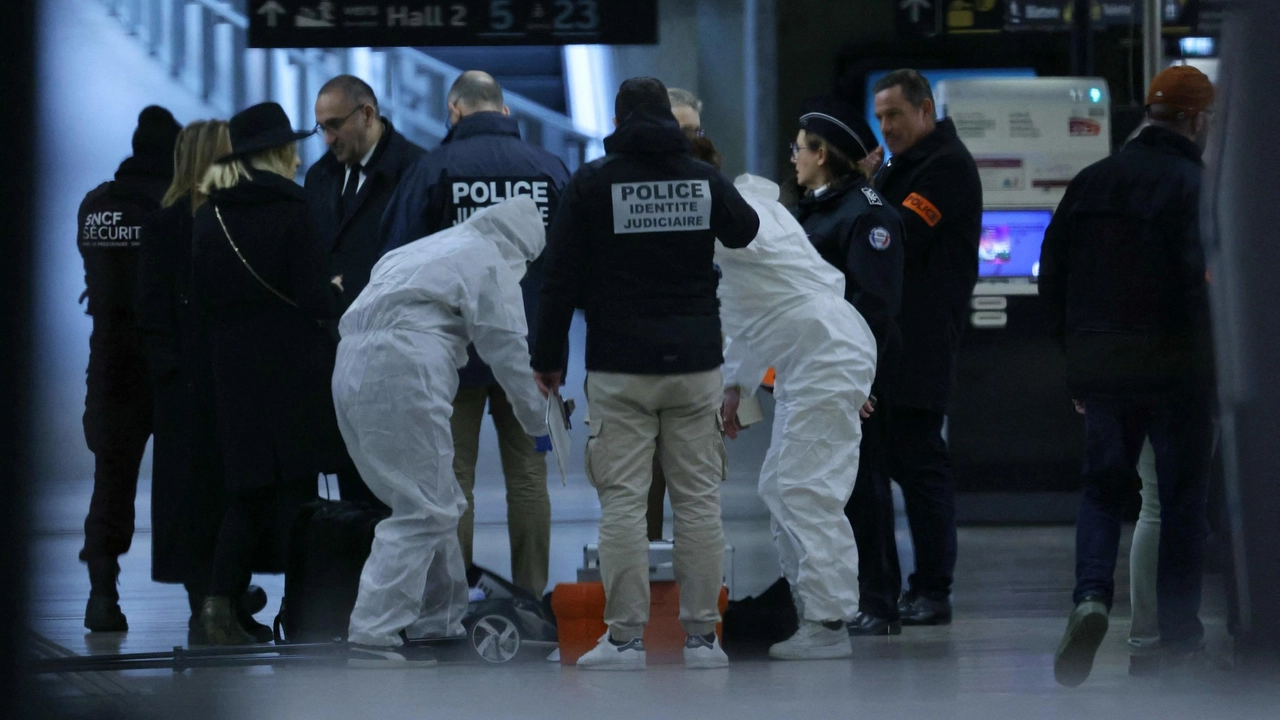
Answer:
[
  {"left": 889, "top": 406, "right": 957, "bottom": 601},
  {"left": 846, "top": 409, "right": 901, "bottom": 619},
  {"left": 1148, "top": 391, "right": 1215, "bottom": 652},
  {"left": 80, "top": 323, "right": 152, "bottom": 596},
  {"left": 210, "top": 480, "right": 315, "bottom": 598}
]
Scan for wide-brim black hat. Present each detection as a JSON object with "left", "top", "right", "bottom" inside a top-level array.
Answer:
[{"left": 219, "top": 102, "right": 314, "bottom": 162}]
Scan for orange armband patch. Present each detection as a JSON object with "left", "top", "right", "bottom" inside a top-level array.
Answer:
[{"left": 903, "top": 193, "right": 942, "bottom": 227}]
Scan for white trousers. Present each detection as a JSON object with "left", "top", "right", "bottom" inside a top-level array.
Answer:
[
  {"left": 759, "top": 390, "right": 863, "bottom": 623},
  {"left": 334, "top": 333, "right": 469, "bottom": 647}
]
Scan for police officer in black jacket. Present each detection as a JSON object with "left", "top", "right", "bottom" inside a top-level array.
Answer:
[
  {"left": 381, "top": 71, "right": 570, "bottom": 598},
  {"left": 1041, "top": 66, "right": 1216, "bottom": 687},
  {"left": 305, "top": 75, "right": 425, "bottom": 510},
  {"left": 77, "top": 105, "right": 181, "bottom": 632},
  {"left": 871, "top": 69, "right": 983, "bottom": 626},
  {"left": 532, "top": 78, "right": 759, "bottom": 669},
  {"left": 790, "top": 96, "right": 906, "bottom": 637}
]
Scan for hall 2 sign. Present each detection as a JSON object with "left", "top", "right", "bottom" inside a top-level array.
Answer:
[{"left": 248, "top": 0, "right": 659, "bottom": 48}]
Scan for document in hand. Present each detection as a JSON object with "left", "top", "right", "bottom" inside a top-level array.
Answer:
[{"left": 546, "top": 393, "right": 572, "bottom": 485}]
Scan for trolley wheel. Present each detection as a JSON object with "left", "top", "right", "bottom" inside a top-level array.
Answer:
[{"left": 469, "top": 614, "right": 521, "bottom": 663}]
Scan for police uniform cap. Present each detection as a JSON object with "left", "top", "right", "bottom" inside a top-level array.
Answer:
[{"left": 798, "top": 96, "right": 875, "bottom": 163}]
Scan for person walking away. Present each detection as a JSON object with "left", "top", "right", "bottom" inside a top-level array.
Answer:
[
  {"left": 713, "top": 161, "right": 879, "bottom": 659},
  {"left": 790, "top": 96, "right": 906, "bottom": 637},
  {"left": 77, "top": 105, "right": 181, "bottom": 632},
  {"left": 136, "top": 119, "right": 272, "bottom": 643},
  {"left": 1040, "top": 65, "right": 1216, "bottom": 686},
  {"left": 192, "top": 103, "right": 346, "bottom": 645},
  {"left": 334, "top": 197, "right": 550, "bottom": 668},
  {"left": 645, "top": 87, "right": 708, "bottom": 541},
  {"left": 381, "top": 71, "right": 569, "bottom": 598},
  {"left": 871, "top": 70, "right": 983, "bottom": 626},
  {"left": 306, "top": 75, "right": 426, "bottom": 510},
  {"left": 532, "top": 78, "right": 760, "bottom": 671}
]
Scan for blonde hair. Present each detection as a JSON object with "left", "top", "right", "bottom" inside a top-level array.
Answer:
[
  {"left": 164, "top": 120, "right": 233, "bottom": 213},
  {"left": 162, "top": 121, "right": 205, "bottom": 209},
  {"left": 200, "top": 142, "right": 299, "bottom": 196}
]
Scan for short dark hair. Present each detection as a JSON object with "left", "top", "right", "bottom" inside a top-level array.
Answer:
[
  {"left": 873, "top": 69, "right": 934, "bottom": 109},
  {"left": 448, "top": 70, "right": 504, "bottom": 111},
  {"left": 615, "top": 77, "right": 671, "bottom": 122},
  {"left": 319, "top": 74, "right": 378, "bottom": 110}
]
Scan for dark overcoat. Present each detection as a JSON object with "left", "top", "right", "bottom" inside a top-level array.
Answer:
[{"left": 192, "top": 172, "right": 345, "bottom": 493}]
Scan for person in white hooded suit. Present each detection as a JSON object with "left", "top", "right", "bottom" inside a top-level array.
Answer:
[
  {"left": 717, "top": 174, "right": 879, "bottom": 660},
  {"left": 333, "top": 196, "right": 549, "bottom": 667}
]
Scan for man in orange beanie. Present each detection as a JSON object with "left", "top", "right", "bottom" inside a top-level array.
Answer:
[{"left": 1039, "top": 65, "right": 1216, "bottom": 686}]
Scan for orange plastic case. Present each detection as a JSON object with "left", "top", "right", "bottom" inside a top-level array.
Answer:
[{"left": 551, "top": 581, "right": 728, "bottom": 665}]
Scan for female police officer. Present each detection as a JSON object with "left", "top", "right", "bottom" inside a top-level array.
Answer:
[{"left": 792, "top": 96, "right": 907, "bottom": 637}]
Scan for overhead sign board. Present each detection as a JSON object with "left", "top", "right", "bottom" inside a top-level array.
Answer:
[
  {"left": 945, "top": 0, "right": 1006, "bottom": 34},
  {"left": 248, "top": 1, "right": 659, "bottom": 48},
  {"left": 1006, "top": 0, "right": 1074, "bottom": 30}
]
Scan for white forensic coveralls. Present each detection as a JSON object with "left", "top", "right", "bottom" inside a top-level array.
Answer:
[
  {"left": 716, "top": 175, "right": 879, "bottom": 623},
  {"left": 334, "top": 197, "right": 550, "bottom": 648}
]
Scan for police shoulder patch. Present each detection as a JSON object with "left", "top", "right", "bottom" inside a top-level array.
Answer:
[
  {"left": 861, "top": 186, "right": 883, "bottom": 206},
  {"left": 869, "top": 226, "right": 892, "bottom": 251}
]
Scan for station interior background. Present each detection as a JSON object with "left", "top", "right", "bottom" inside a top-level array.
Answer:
[{"left": 12, "top": 0, "right": 1280, "bottom": 718}]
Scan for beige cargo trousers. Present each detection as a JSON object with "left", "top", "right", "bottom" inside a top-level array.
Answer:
[{"left": 585, "top": 369, "right": 727, "bottom": 642}]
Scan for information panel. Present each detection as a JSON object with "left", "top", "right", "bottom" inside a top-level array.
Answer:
[{"left": 248, "top": 1, "right": 659, "bottom": 48}]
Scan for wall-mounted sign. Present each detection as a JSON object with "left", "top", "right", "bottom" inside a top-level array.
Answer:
[
  {"left": 248, "top": 1, "right": 659, "bottom": 48},
  {"left": 945, "top": 0, "right": 1005, "bottom": 34},
  {"left": 1006, "top": 0, "right": 1073, "bottom": 30}
]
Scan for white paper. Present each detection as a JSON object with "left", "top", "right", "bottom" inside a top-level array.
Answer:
[{"left": 546, "top": 393, "right": 572, "bottom": 486}]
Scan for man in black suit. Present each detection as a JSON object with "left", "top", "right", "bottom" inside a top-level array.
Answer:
[{"left": 305, "top": 75, "right": 425, "bottom": 507}]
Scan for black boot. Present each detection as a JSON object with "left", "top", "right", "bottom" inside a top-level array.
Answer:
[
  {"left": 238, "top": 608, "right": 274, "bottom": 644},
  {"left": 847, "top": 611, "right": 903, "bottom": 636},
  {"left": 201, "top": 597, "right": 255, "bottom": 646},
  {"left": 899, "top": 591, "right": 952, "bottom": 626},
  {"left": 241, "top": 585, "right": 268, "bottom": 616},
  {"left": 84, "top": 557, "right": 127, "bottom": 633}
]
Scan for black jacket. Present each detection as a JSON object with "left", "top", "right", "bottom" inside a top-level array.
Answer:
[
  {"left": 1039, "top": 126, "right": 1213, "bottom": 396},
  {"left": 304, "top": 118, "right": 425, "bottom": 311},
  {"left": 135, "top": 196, "right": 224, "bottom": 584},
  {"left": 381, "top": 111, "right": 571, "bottom": 386},
  {"left": 193, "top": 171, "right": 345, "bottom": 491},
  {"left": 532, "top": 107, "right": 760, "bottom": 375},
  {"left": 795, "top": 177, "right": 905, "bottom": 392},
  {"left": 874, "top": 118, "right": 983, "bottom": 412},
  {"left": 78, "top": 155, "right": 171, "bottom": 319}
]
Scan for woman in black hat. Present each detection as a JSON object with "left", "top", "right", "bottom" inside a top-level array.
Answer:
[
  {"left": 191, "top": 102, "right": 345, "bottom": 644},
  {"left": 790, "top": 96, "right": 908, "bottom": 638}
]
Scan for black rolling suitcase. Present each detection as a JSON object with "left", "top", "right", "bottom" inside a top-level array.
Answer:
[{"left": 273, "top": 499, "right": 389, "bottom": 644}]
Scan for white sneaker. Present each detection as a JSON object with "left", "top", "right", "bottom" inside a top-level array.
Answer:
[
  {"left": 768, "top": 620, "right": 853, "bottom": 661},
  {"left": 347, "top": 643, "right": 439, "bottom": 669},
  {"left": 683, "top": 633, "right": 729, "bottom": 669},
  {"left": 576, "top": 633, "right": 646, "bottom": 671}
]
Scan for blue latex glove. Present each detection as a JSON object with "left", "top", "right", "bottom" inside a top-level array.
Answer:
[{"left": 534, "top": 435, "right": 552, "bottom": 453}]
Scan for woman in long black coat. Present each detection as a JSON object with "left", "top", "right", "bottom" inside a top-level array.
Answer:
[
  {"left": 137, "top": 120, "right": 232, "bottom": 641},
  {"left": 191, "top": 103, "right": 345, "bottom": 645}
]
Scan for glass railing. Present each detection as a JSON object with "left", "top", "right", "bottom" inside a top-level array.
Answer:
[{"left": 99, "top": 0, "right": 598, "bottom": 172}]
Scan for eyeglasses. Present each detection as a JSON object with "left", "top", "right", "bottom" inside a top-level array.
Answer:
[
  {"left": 790, "top": 142, "right": 818, "bottom": 159},
  {"left": 314, "top": 105, "right": 367, "bottom": 135}
]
